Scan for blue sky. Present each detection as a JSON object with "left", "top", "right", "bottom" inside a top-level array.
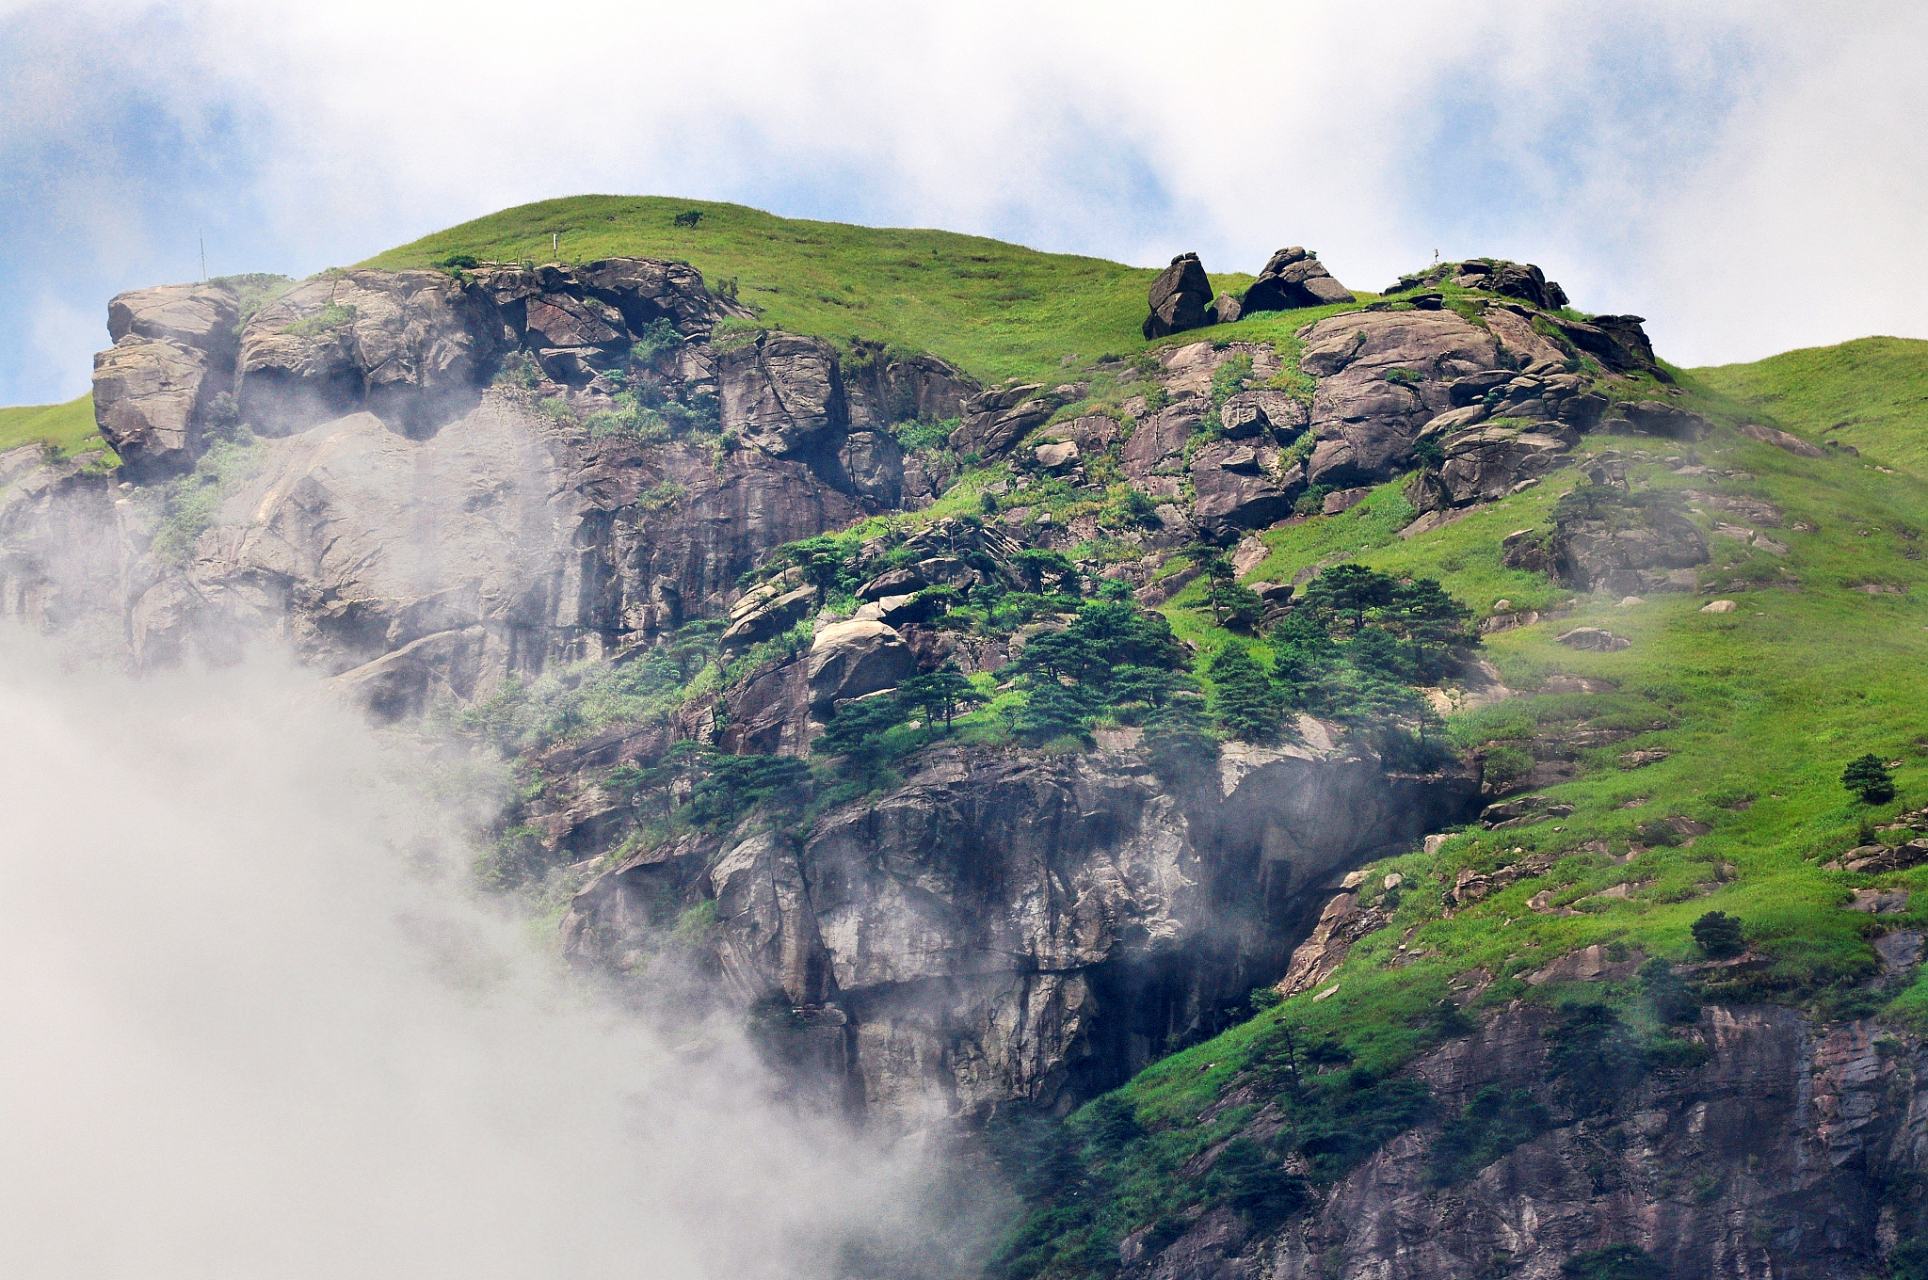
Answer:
[{"left": 1, "top": 0, "right": 1921, "bottom": 406}]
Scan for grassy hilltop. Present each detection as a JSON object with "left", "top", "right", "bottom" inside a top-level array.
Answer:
[{"left": 362, "top": 194, "right": 1257, "bottom": 387}]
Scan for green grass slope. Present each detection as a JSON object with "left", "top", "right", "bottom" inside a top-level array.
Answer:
[
  {"left": 989, "top": 381, "right": 1928, "bottom": 1275},
  {"left": 0, "top": 394, "right": 109, "bottom": 460},
  {"left": 362, "top": 194, "right": 1265, "bottom": 386},
  {"left": 1692, "top": 336, "right": 1928, "bottom": 477}
]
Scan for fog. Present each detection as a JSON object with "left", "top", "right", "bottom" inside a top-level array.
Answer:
[{"left": 0, "top": 631, "right": 967, "bottom": 1278}]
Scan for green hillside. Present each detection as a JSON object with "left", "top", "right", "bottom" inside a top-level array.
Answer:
[
  {"left": 1693, "top": 336, "right": 1928, "bottom": 478},
  {"left": 1006, "top": 391, "right": 1928, "bottom": 1277},
  {"left": 0, "top": 394, "right": 109, "bottom": 460},
  {"left": 362, "top": 195, "right": 1263, "bottom": 386}
]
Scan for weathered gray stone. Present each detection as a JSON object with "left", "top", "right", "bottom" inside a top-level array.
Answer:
[
  {"left": 91, "top": 337, "right": 212, "bottom": 477},
  {"left": 806, "top": 618, "right": 914, "bottom": 709},
  {"left": 1190, "top": 440, "right": 1299, "bottom": 534},
  {"left": 238, "top": 270, "right": 505, "bottom": 436},
  {"left": 1298, "top": 309, "right": 1505, "bottom": 486},
  {"left": 1241, "top": 246, "right": 1356, "bottom": 313},
  {"left": 717, "top": 330, "right": 847, "bottom": 458},
  {"left": 1142, "top": 253, "right": 1215, "bottom": 338}
]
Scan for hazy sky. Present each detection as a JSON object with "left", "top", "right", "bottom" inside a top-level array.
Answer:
[{"left": 1, "top": 0, "right": 1921, "bottom": 405}]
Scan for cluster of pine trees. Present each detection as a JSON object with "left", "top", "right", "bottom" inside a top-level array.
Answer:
[{"left": 1003, "top": 561, "right": 1475, "bottom": 771}]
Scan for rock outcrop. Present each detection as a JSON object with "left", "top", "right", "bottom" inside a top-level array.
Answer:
[
  {"left": 92, "top": 281, "right": 243, "bottom": 477},
  {"left": 1143, "top": 254, "right": 1217, "bottom": 339},
  {"left": 564, "top": 736, "right": 1479, "bottom": 1122},
  {"left": 1549, "top": 489, "right": 1710, "bottom": 595},
  {"left": 1134, "top": 998, "right": 1928, "bottom": 1280},
  {"left": 238, "top": 270, "right": 508, "bottom": 437},
  {"left": 1240, "top": 247, "right": 1355, "bottom": 314},
  {"left": 1296, "top": 310, "right": 1507, "bottom": 487}
]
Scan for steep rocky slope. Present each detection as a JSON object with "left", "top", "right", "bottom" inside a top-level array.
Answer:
[{"left": 7, "top": 196, "right": 1928, "bottom": 1278}]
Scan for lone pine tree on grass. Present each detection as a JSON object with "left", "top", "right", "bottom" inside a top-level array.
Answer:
[
  {"left": 1843, "top": 753, "right": 1897, "bottom": 804},
  {"left": 1692, "top": 910, "right": 1745, "bottom": 959}
]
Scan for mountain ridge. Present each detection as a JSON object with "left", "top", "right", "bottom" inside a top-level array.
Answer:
[{"left": 6, "top": 195, "right": 1928, "bottom": 1278}]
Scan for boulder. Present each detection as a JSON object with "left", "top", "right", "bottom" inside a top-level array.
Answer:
[
  {"left": 1458, "top": 260, "right": 1558, "bottom": 310},
  {"left": 1212, "top": 292, "right": 1243, "bottom": 324},
  {"left": 858, "top": 567, "right": 925, "bottom": 601},
  {"left": 1701, "top": 599, "right": 1738, "bottom": 613},
  {"left": 1241, "top": 247, "right": 1356, "bottom": 314},
  {"left": 1034, "top": 440, "right": 1079, "bottom": 471},
  {"left": 1142, "top": 253, "right": 1216, "bottom": 339},
  {"left": 1614, "top": 400, "right": 1708, "bottom": 440},
  {"left": 1426, "top": 425, "right": 1571, "bottom": 507},
  {"left": 806, "top": 619, "right": 915, "bottom": 709},
  {"left": 717, "top": 330, "right": 847, "bottom": 458},
  {"left": 91, "top": 337, "right": 213, "bottom": 478},
  {"left": 1320, "top": 486, "right": 1371, "bottom": 516},
  {"left": 108, "top": 282, "right": 241, "bottom": 364},
  {"left": 1551, "top": 313, "right": 1662, "bottom": 376},
  {"left": 1556, "top": 627, "right": 1631, "bottom": 652},
  {"left": 1550, "top": 490, "right": 1708, "bottom": 595},
  {"left": 949, "top": 382, "right": 1058, "bottom": 457},
  {"left": 1219, "top": 389, "right": 1309, "bottom": 441},
  {"left": 1190, "top": 441, "right": 1300, "bottom": 534},
  {"left": 238, "top": 270, "right": 505, "bottom": 436},
  {"left": 721, "top": 584, "right": 817, "bottom": 648},
  {"left": 1052, "top": 415, "right": 1122, "bottom": 451},
  {"left": 1736, "top": 422, "right": 1827, "bottom": 458}
]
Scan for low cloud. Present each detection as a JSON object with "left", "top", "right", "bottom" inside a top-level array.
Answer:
[{"left": 0, "top": 632, "right": 969, "bottom": 1279}]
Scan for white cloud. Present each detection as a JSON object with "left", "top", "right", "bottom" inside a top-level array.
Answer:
[
  {"left": 0, "top": 632, "right": 960, "bottom": 1278},
  {"left": 2, "top": 0, "right": 1923, "bottom": 402}
]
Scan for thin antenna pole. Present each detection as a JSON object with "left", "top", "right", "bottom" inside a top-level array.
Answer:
[
  {"left": 551, "top": 230, "right": 559, "bottom": 258},
  {"left": 200, "top": 232, "right": 207, "bottom": 282}
]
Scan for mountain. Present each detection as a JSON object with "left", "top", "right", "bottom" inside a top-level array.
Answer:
[{"left": 5, "top": 195, "right": 1928, "bottom": 1279}]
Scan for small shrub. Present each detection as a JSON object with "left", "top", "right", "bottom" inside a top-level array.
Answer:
[
  {"left": 1206, "top": 1138, "right": 1308, "bottom": 1227},
  {"left": 280, "top": 301, "right": 357, "bottom": 339},
  {"left": 1429, "top": 1086, "right": 1551, "bottom": 1186},
  {"left": 672, "top": 209, "right": 705, "bottom": 228},
  {"left": 1638, "top": 958, "right": 1699, "bottom": 1024},
  {"left": 1635, "top": 818, "right": 1681, "bottom": 847},
  {"left": 1559, "top": 1244, "right": 1665, "bottom": 1279},
  {"left": 1482, "top": 744, "right": 1534, "bottom": 789}
]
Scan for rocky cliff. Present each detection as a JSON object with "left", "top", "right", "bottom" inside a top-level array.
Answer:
[
  {"left": 563, "top": 734, "right": 1476, "bottom": 1123},
  {"left": 1131, "top": 990, "right": 1928, "bottom": 1280}
]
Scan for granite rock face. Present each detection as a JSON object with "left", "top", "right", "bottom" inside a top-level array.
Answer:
[
  {"left": 238, "top": 269, "right": 507, "bottom": 437},
  {"left": 1297, "top": 310, "right": 1506, "bottom": 487},
  {"left": 1133, "top": 997, "right": 1928, "bottom": 1280},
  {"left": 92, "top": 282, "right": 243, "bottom": 477},
  {"left": 564, "top": 736, "right": 1479, "bottom": 1123}
]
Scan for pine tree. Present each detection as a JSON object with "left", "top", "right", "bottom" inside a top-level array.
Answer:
[
  {"left": 1843, "top": 753, "right": 1897, "bottom": 804},
  {"left": 1208, "top": 642, "right": 1285, "bottom": 744},
  {"left": 1012, "top": 677, "right": 1099, "bottom": 745},
  {"left": 1691, "top": 910, "right": 1745, "bottom": 959},
  {"left": 901, "top": 668, "right": 975, "bottom": 731}
]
